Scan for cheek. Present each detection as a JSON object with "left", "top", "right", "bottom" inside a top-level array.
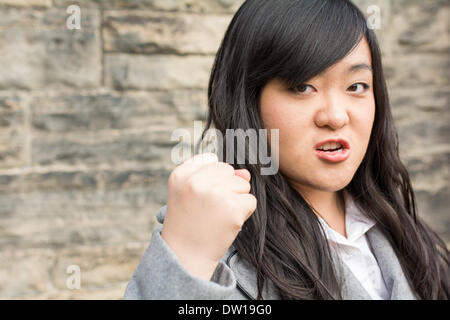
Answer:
[
  {"left": 353, "top": 105, "right": 376, "bottom": 154},
  {"left": 363, "top": 103, "right": 376, "bottom": 135},
  {"left": 261, "top": 99, "right": 307, "bottom": 144},
  {"left": 262, "top": 110, "right": 310, "bottom": 154},
  {"left": 260, "top": 93, "right": 288, "bottom": 129},
  {"left": 263, "top": 115, "right": 312, "bottom": 177}
]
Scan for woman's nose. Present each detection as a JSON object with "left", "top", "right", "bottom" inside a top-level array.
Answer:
[{"left": 314, "top": 98, "right": 350, "bottom": 130}]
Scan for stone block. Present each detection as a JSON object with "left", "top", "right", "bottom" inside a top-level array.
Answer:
[
  {"left": 105, "top": 54, "right": 214, "bottom": 90},
  {"left": 54, "top": 0, "right": 245, "bottom": 13},
  {"left": 103, "top": 10, "right": 232, "bottom": 54},
  {"left": 0, "top": 92, "right": 27, "bottom": 169},
  {"left": 0, "top": 8, "right": 101, "bottom": 89},
  {"left": 30, "top": 89, "right": 207, "bottom": 132},
  {"left": 0, "top": 248, "right": 56, "bottom": 298}
]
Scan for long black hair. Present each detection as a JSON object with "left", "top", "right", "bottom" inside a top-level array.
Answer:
[{"left": 199, "top": 0, "right": 450, "bottom": 299}]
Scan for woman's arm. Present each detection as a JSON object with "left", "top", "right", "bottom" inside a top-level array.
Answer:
[{"left": 123, "top": 223, "right": 238, "bottom": 300}]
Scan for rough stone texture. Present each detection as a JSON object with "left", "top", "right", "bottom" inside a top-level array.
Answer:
[
  {"left": 0, "top": 0, "right": 51, "bottom": 7},
  {"left": 0, "top": 8, "right": 101, "bottom": 89},
  {"left": 105, "top": 54, "right": 215, "bottom": 90},
  {"left": 53, "top": 0, "right": 245, "bottom": 13},
  {"left": 0, "top": 93, "right": 28, "bottom": 169},
  {"left": 0, "top": 243, "right": 146, "bottom": 299},
  {"left": 103, "top": 11, "right": 233, "bottom": 54},
  {"left": 0, "top": 0, "right": 448, "bottom": 299}
]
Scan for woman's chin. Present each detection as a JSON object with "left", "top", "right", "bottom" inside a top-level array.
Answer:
[
  {"left": 312, "top": 177, "right": 353, "bottom": 192},
  {"left": 286, "top": 175, "right": 352, "bottom": 194}
]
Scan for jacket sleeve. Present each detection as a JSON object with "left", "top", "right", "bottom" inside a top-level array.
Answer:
[{"left": 123, "top": 207, "right": 238, "bottom": 300}]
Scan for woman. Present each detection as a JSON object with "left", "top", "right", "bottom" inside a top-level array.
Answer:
[{"left": 125, "top": 0, "right": 449, "bottom": 299}]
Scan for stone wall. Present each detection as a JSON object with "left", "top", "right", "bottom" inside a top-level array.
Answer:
[{"left": 0, "top": 0, "right": 448, "bottom": 299}]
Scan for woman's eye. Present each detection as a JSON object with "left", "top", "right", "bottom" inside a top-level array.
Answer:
[
  {"left": 290, "top": 84, "right": 315, "bottom": 94},
  {"left": 348, "top": 83, "right": 370, "bottom": 93}
]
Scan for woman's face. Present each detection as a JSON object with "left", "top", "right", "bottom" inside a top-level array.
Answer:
[{"left": 260, "top": 38, "right": 375, "bottom": 194}]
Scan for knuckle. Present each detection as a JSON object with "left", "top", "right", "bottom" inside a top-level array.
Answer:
[
  {"left": 219, "top": 162, "right": 235, "bottom": 174},
  {"left": 209, "top": 184, "right": 224, "bottom": 198},
  {"left": 243, "top": 181, "right": 251, "bottom": 193},
  {"left": 248, "top": 194, "right": 258, "bottom": 211},
  {"left": 230, "top": 216, "right": 244, "bottom": 231},
  {"left": 185, "top": 175, "right": 201, "bottom": 195}
]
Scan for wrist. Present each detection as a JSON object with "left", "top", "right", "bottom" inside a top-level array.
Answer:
[{"left": 161, "top": 229, "right": 219, "bottom": 281}]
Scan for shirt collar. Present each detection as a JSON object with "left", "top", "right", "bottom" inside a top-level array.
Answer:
[{"left": 317, "top": 190, "right": 376, "bottom": 245}]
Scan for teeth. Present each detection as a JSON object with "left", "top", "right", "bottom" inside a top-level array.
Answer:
[{"left": 318, "top": 142, "right": 343, "bottom": 151}]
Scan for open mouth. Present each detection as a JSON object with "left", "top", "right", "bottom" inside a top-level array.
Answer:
[
  {"left": 314, "top": 139, "right": 351, "bottom": 163},
  {"left": 316, "top": 142, "right": 345, "bottom": 152}
]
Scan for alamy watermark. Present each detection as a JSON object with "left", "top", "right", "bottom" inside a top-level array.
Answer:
[
  {"left": 367, "top": 5, "right": 381, "bottom": 30},
  {"left": 66, "top": 5, "right": 81, "bottom": 30},
  {"left": 66, "top": 264, "right": 81, "bottom": 290},
  {"left": 171, "top": 121, "right": 280, "bottom": 176}
]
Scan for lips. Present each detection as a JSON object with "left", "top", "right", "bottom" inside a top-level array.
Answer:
[
  {"left": 315, "top": 138, "right": 350, "bottom": 151},
  {"left": 314, "top": 138, "right": 351, "bottom": 163}
]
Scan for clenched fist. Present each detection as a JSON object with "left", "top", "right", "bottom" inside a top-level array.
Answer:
[{"left": 161, "top": 153, "right": 257, "bottom": 281}]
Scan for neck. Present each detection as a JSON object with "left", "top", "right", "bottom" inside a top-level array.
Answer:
[{"left": 290, "top": 183, "right": 347, "bottom": 237}]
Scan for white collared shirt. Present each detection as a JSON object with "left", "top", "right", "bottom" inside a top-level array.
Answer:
[{"left": 316, "top": 190, "right": 390, "bottom": 300}]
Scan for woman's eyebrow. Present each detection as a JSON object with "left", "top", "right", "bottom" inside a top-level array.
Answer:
[{"left": 348, "top": 63, "right": 372, "bottom": 73}]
